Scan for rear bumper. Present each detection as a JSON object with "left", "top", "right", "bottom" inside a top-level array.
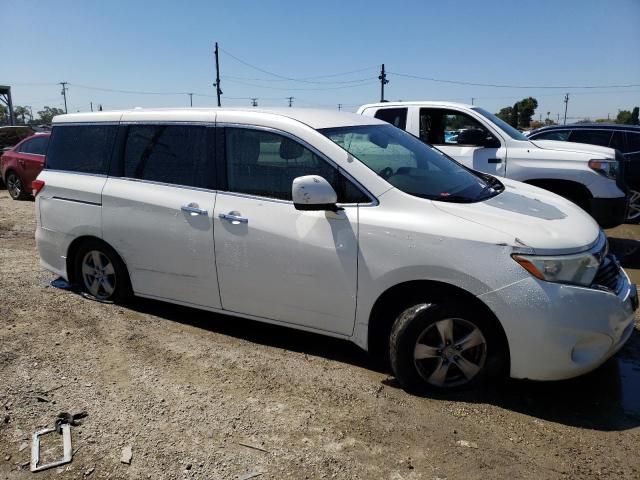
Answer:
[{"left": 589, "top": 195, "right": 628, "bottom": 228}]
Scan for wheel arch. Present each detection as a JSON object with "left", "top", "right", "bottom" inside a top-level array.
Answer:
[
  {"left": 523, "top": 178, "right": 593, "bottom": 203},
  {"left": 367, "top": 280, "right": 510, "bottom": 369},
  {"left": 66, "top": 235, "right": 131, "bottom": 287}
]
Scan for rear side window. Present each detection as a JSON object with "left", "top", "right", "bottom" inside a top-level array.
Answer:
[
  {"left": 610, "top": 131, "right": 626, "bottom": 151},
  {"left": 123, "top": 124, "right": 212, "bottom": 189},
  {"left": 46, "top": 125, "right": 117, "bottom": 174},
  {"left": 568, "top": 129, "right": 612, "bottom": 147},
  {"left": 374, "top": 108, "right": 407, "bottom": 130},
  {"left": 18, "top": 135, "right": 49, "bottom": 155}
]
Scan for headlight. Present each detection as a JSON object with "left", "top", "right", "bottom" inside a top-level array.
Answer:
[
  {"left": 589, "top": 159, "right": 618, "bottom": 179},
  {"left": 512, "top": 251, "right": 601, "bottom": 287}
]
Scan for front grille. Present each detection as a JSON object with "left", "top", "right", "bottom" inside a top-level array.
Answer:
[{"left": 592, "top": 255, "right": 621, "bottom": 292}]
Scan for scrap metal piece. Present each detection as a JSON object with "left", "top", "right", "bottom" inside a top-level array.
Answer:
[{"left": 30, "top": 423, "right": 72, "bottom": 472}]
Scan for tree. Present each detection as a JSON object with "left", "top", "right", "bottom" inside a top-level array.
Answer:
[
  {"left": 496, "top": 97, "right": 539, "bottom": 128},
  {"left": 616, "top": 110, "right": 632, "bottom": 124},
  {"left": 14, "top": 106, "right": 32, "bottom": 125},
  {"left": 517, "top": 97, "right": 538, "bottom": 128},
  {"left": 0, "top": 104, "right": 7, "bottom": 125},
  {"left": 37, "top": 106, "right": 65, "bottom": 124},
  {"left": 496, "top": 106, "right": 513, "bottom": 123},
  {"left": 632, "top": 107, "right": 639, "bottom": 125},
  {"left": 510, "top": 102, "right": 519, "bottom": 128}
]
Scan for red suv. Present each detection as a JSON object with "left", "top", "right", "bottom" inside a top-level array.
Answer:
[{"left": 1, "top": 133, "right": 50, "bottom": 200}]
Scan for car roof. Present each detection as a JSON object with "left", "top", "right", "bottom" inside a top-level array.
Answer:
[
  {"left": 360, "top": 101, "right": 475, "bottom": 110},
  {"left": 530, "top": 124, "right": 640, "bottom": 135},
  {"left": 51, "top": 108, "right": 385, "bottom": 130}
]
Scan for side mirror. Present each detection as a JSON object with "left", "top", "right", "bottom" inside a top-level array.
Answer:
[{"left": 292, "top": 175, "right": 341, "bottom": 212}]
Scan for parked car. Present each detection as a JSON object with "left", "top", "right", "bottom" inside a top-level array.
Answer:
[
  {"left": 0, "top": 132, "right": 50, "bottom": 199},
  {"left": 34, "top": 108, "right": 636, "bottom": 394},
  {"left": 527, "top": 124, "right": 640, "bottom": 220},
  {"left": 358, "top": 102, "right": 628, "bottom": 228}
]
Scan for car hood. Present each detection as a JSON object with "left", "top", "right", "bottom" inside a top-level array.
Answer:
[
  {"left": 432, "top": 179, "right": 600, "bottom": 253},
  {"left": 529, "top": 139, "right": 616, "bottom": 158}
]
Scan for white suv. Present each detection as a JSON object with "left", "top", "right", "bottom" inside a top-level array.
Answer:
[
  {"left": 358, "top": 102, "right": 628, "bottom": 228},
  {"left": 34, "top": 108, "right": 637, "bottom": 393}
]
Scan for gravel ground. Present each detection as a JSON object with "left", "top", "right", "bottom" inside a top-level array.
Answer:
[{"left": 1, "top": 188, "right": 640, "bottom": 480}]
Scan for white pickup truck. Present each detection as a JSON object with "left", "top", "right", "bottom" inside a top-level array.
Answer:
[{"left": 358, "top": 101, "right": 628, "bottom": 228}]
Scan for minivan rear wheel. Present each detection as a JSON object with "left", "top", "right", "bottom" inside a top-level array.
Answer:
[
  {"left": 74, "top": 240, "right": 131, "bottom": 303},
  {"left": 6, "top": 171, "right": 28, "bottom": 200},
  {"left": 389, "top": 303, "right": 503, "bottom": 394}
]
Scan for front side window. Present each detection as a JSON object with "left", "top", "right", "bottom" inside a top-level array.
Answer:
[
  {"left": 626, "top": 132, "right": 640, "bottom": 153},
  {"left": 472, "top": 107, "right": 529, "bottom": 141},
  {"left": 532, "top": 130, "right": 571, "bottom": 141},
  {"left": 374, "top": 108, "right": 407, "bottom": 130},
  {"left": 224, "top": 128, "right": 368, "bottom": 203},
  {"left": 46, "top": 125, "right": 117, "bottom": 174},
  {"left": 321, "top": 124, "right": 500, "bottom": 203},
  {"left": 420, "top": 108, "right": 498, "bottom": 146},
  {"left": 568, "top": 129, "right": 612, "bottom": 147},
  {"left": 123, "top": 124, "right": 212, "bottom": 189}
]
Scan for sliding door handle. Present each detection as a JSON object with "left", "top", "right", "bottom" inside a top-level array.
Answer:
[{"left": 219, "top": 212, "right": 248, "bottom": 224}]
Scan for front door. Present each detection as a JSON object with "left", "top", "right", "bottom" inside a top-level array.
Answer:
[
  {"left": 419, "top": 108, "right": 507, "bottom": 176},
  {"left": 102, "top": 123, "right": 221, "bottom": 308},
  {"left": 213, "top": 126, "right": 364, "bottom": 335}
]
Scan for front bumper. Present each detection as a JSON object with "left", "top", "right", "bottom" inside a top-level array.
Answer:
[
  {"left": 589, "top": 195, "right": 628, "bottom": 228},
  {"left": 479, "top": 267, "right": 636, "bottom": 381}
]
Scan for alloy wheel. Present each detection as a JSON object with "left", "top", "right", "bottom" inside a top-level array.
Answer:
[
  {"left": 81, "top": 250, "right": 117, "bottom": 300},
  {"left": 413, "top": 317, "right": 487, "bottom": 388},
  {"left": 6, "top": 173, "right": 23, "bottom": 199},
  {"left": 627, "top": 190, "right": 640, "bottom": 222}
]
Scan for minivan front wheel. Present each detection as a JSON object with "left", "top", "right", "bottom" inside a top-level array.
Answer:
[
  {"left": 390, "top": 303, "right": 500, "bottom": 393},
  {"left": 74, "top": 241, "right": 131, "bottom": 303}
]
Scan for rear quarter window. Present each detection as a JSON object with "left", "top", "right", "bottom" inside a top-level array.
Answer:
[{"left": 46, "top": 124, "right": 118, "bottom": 174}]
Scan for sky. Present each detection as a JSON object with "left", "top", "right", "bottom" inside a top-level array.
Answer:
[{"left": 2, "top": 0, "right": 639, "bottom": 122}]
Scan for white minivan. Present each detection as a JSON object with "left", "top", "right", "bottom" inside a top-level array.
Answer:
[
  {"left": 358, "top": 102, "right": 629, "bottom": 228},
  {"left": 34, "top": 108, "right": 637, "bottom": 393}
]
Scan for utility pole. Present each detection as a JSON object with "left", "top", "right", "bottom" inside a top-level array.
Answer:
[
  {"left": 338, "top": 103, "right": 342, "bottom": 111},
  {"left": 188, "top": 93, "right": 193, "bottom": 107},
  {"left": 90, "top": 102, "right": 93, "bottom": 112},
  {"left": 27, "top": 105, "right": 33, "bottom": 123},
  {"left": 287, "top": 96, "right": 294, "bottom": 107},
  {"left": 59, "top": 82, "right": 68, "bottom": 113},
  {"left": 557, "top": 113, "right": 560, "bottom": 123},
  {"left": 98, "top": 104, "right": 103, "bottom": 111},
  {"left": 471, "top": 97, "right": 475, "bottom": 105},
  {"left": 214, "top": 42, "right": 222, "bottom": 107},
  {"left": 251, "top": 98, "right": 258, "bottom": 107},
  {"left": 563, "top": 93, "right": 569, "bottom": 125},
  {"left": 378, "top": 64, "right": 389, "bottom": 102}
]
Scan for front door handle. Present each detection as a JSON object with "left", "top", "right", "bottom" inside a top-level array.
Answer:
[
  {"left": 181, "top": 203, "right": 208, "bottom": 216},
  {"left": 219, "top": 212, "right": 248, "bottom": 224},
  {"left": 488, "top": 158, "right": 502, "bottom": 164}
]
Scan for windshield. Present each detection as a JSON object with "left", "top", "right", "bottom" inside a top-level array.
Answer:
[
  {"left": 319, "top": 124, "right": 503, "bottom": 203},
  {"left": 472, "top": 107, "right": 529, "bottom": 141}
]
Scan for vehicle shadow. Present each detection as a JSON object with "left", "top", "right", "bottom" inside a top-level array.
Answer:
[{"left": 125, "top": 295, "right": 640, "bottom": 432}]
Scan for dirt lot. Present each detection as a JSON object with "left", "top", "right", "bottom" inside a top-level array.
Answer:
[{"left": 1, "top": 188, "right": 640, "bottom": 480}]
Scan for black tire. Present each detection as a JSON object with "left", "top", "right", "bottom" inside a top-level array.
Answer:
[
  {"left": 74, "top": 239, "right": 132, "bottom": 304},
  {"left": 6, "top": 171, "right": 28, "bottom": 200},
  {"left": 389, "top": 302, "right": 505, "bottom": 394}
]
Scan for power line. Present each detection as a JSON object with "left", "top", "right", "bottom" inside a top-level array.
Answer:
[
  {"left": 220, "top": 48, "right": 378, "bottom": 84},
  {"left": 225, "top": 78, "right": 377, "bottom": 91},
  {"left": 388, "top": 71, "right": 640, "bottom": 89}
]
